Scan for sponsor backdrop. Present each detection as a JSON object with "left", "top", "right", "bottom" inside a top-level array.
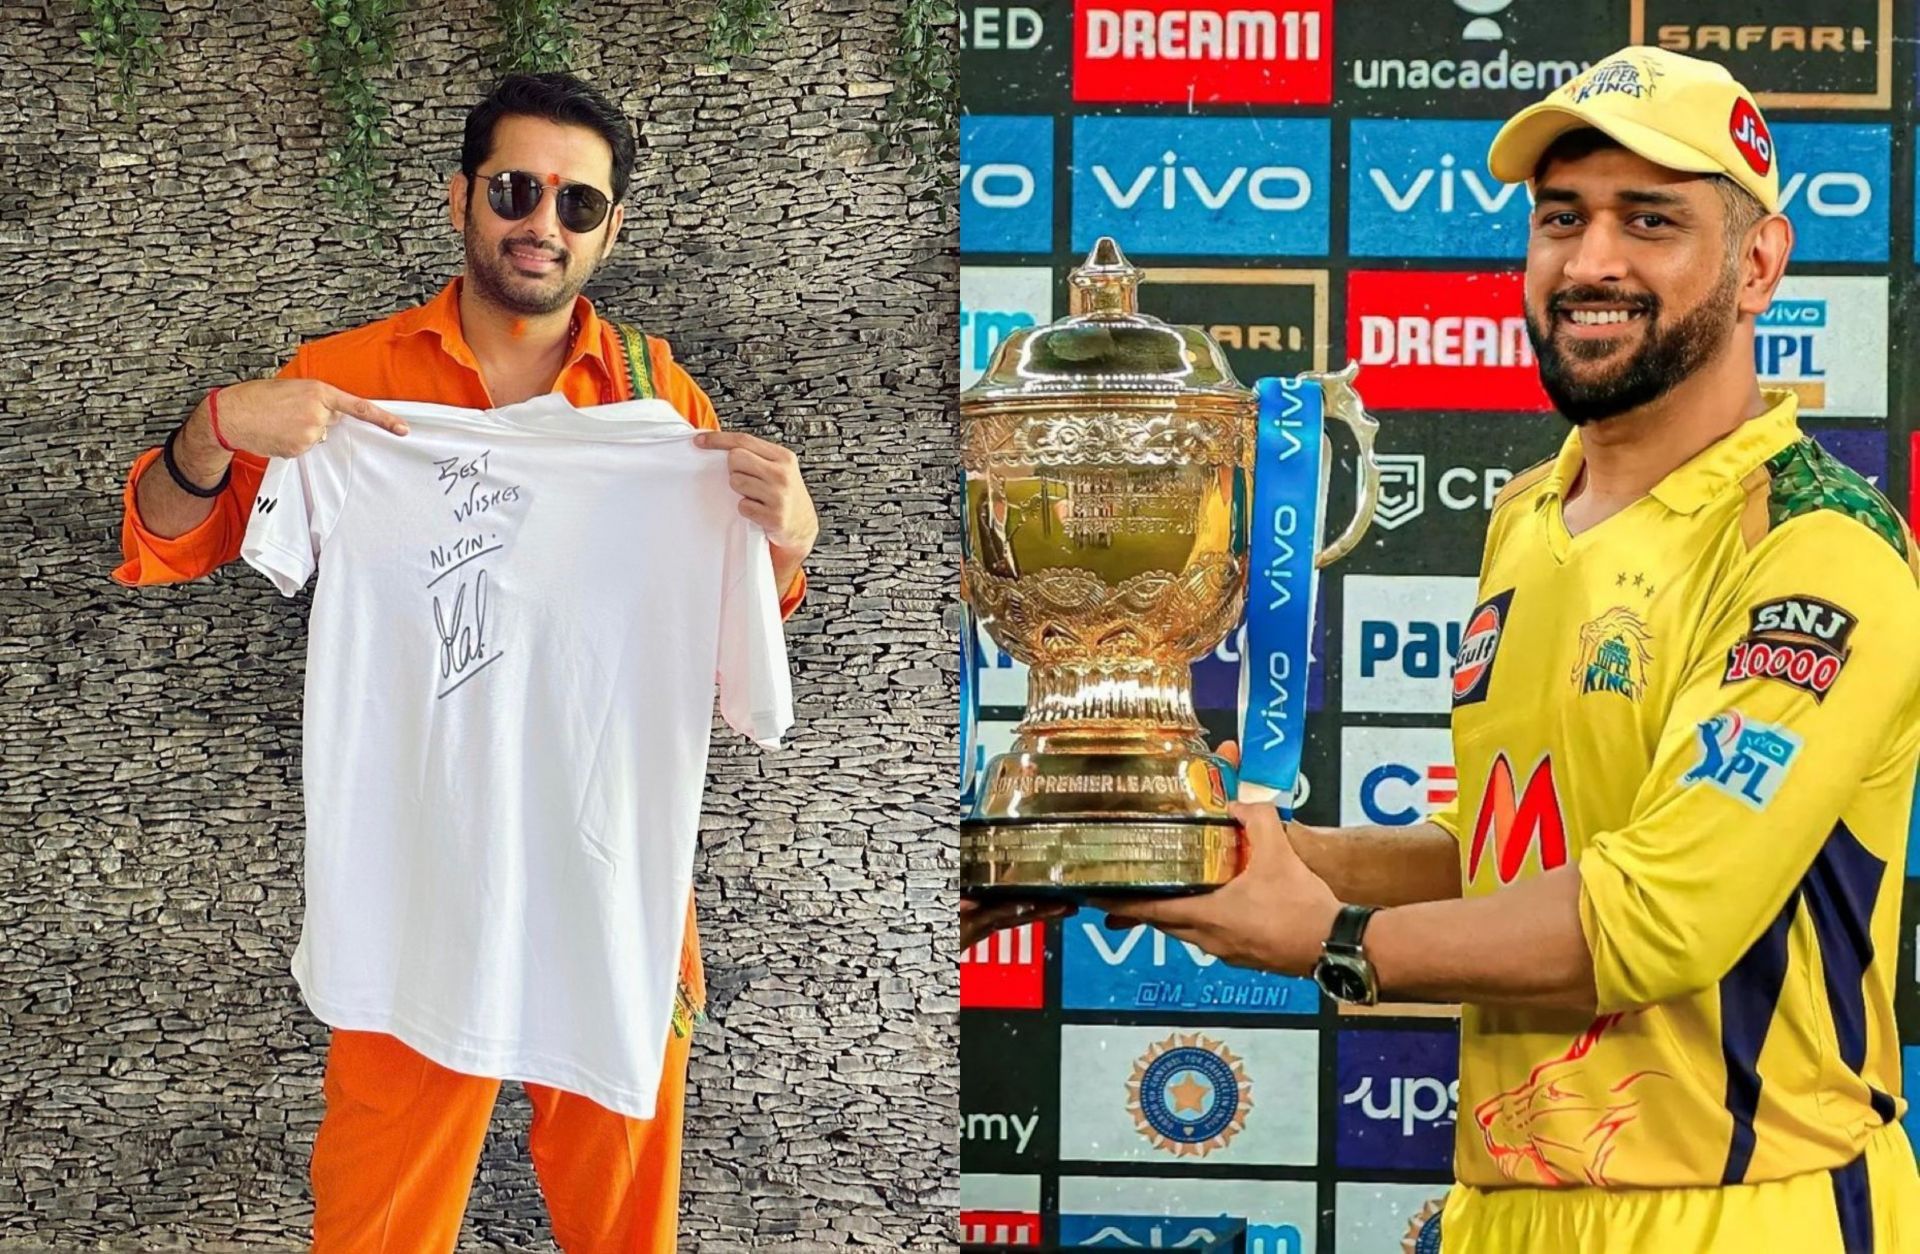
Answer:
[{"left": 960, "top": 1, "right": 1914, "bottom": 1249}]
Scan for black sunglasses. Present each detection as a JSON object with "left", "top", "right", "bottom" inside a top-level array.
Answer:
[{"left": 481, "top": 170, "right": 612, "bottom": 233}]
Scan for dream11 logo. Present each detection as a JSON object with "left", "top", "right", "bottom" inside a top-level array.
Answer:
[{"left": 1073, "top": 0, "right": 1333, "bottom": 105}]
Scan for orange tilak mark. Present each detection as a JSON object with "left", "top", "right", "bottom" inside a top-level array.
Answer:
[{"left": 544, "top": 173, "right": 560, "bottom": 186}]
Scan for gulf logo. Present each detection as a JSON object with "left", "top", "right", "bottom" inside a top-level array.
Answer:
[{"left": 1452, "top": 588, "right": 1513, "bottom": 708}]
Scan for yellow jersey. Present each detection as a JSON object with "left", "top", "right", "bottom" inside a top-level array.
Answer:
[{"left": 1429, "top": 390, "right": 1920, "bottom": 1191}]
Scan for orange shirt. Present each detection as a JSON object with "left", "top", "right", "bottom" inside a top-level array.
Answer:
[{"left": 115, "top": 276, "right": 806, "bottom": 616}]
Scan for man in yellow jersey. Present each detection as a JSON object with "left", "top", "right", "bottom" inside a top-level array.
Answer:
[{"left": 1104, "top": 47, "right": 1920, "bottom": 1253}]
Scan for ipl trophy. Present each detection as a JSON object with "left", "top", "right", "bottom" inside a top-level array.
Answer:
[{"left": 959, "top": 237, "right": 1383, "bottom": 899}]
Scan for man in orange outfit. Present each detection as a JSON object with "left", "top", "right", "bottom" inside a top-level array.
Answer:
[{"left": 114, "top": 72, "right": 817, "bottom": 1252}]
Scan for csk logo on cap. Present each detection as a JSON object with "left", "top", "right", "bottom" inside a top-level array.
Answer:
[
  {"left": 1126, "top": 1032, "right": 1253, "bottom": 1157},
  {"left": 1571, "top": 54, "right": 1662, "bottom": 103},
  {"left": 1729, "top": 98, "right": 1774, "bottom": 175}
]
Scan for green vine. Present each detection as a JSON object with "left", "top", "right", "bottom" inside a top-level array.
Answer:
[
  {"left": 885, "top": 0, "right": 956, "bottom": 208},
  {"left": 489, "top": 0, "right": 576, "bottom": 74},
  {"left": 705, "top": 0, "right": 780, "bottom": 66},
  {"left": 302, "top": 0, "right": 400, "bottom": 241},
  {"left": 78, "top": 0, "right": 162, "bottom": 119}
]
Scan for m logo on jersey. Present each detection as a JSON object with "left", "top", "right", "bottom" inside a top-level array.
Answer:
[
  {"left": 1453, "top": 588, "right": 1514, "bottom": 708},
  {"left": 1682, "top": 711, "right": 1802, "bottom": 810},
  {"left": 1573, "top": 607, "right": 1654, "bottom": 702},
  {"left": 1723, "top": 595, "right": 1857, "bottom": 701},
  {"left": 254, "top": 495, "right": 278, "bottom": 515},
  {"left": 1467, "top": 753, "right": 1566, "bottom": 886}
]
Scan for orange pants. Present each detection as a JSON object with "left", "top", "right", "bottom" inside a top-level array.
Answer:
[{"left": 308, "top": 903, "right": 704, "bottom": 1253}]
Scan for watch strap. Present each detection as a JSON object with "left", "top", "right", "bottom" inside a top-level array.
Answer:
[{"left": 1326, "top": 903, "right": 1381, "bottom": 954}]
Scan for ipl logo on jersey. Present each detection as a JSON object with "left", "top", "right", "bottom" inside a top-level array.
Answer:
[
  {"left": 1126, "top": 1033, "right": 1253, "bottom": 1158},
  {"left": 1573, "top": 607, "right": 1653, "bottom": 701},
  {"left": 1683, "top": 710, "right": 1803, "bottom": 810}
]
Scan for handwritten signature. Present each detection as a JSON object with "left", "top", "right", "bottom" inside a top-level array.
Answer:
[{"left": 433, "top": 570, "right": 501, "bottom": 698}]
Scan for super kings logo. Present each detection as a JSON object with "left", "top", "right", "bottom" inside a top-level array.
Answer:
[
  {"left": 1466, "top": 754, "right": 1566, "bottom": 887},
  {"left": 1722, "top": 595, "right": 1856, "bottom": 700}
]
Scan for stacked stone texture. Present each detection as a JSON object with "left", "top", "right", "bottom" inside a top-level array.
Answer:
[{"left": 0, "top": 1, "right": 958, "bottom": 1248}]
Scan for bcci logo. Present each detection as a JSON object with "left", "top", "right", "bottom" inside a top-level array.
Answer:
[
  {"left": 1572, "top": 607, "right": 1653, "bottom": 701},
  {"left": 1372, "top": 454, "right": 1426, "bottom": 530},
  {"left": 1126, "top": 1032, "right": 1253, "bottom": 1158},
  {"left": 1402, "top": 1199, "right": 1445, "bottom": 1254}
]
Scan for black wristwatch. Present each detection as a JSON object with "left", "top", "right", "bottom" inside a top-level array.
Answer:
[{"left": 1312, "top": 904, "right": 1382, "bottom": 1006}]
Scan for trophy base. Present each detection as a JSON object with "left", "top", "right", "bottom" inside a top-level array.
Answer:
[{"left": 961, "top": 817, "right": 1243, "bottom": 902}]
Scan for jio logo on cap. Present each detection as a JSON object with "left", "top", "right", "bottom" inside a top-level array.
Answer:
[{"left": 1729, "top": 99, "right": 1773, "bottom": 176}]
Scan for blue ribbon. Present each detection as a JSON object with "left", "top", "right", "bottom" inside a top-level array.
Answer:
[
  {"left": 958, "top": 470, "right": 982, "bottom": 806},
  {"left": 1237, "top": 376, "right": 1324, "bottom": 816},
  {"left": 959, "top": 597, "right": 982, "bottom": 806}
]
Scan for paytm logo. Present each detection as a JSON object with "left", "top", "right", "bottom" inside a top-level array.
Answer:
[
  {"left": 960, "top": 266, "right": 1053, "bottom": 389},
  {"left": 962, "top": 115, "right": 1053, "bottom": 254},
  {"left": 1773, "top": 124, "right": 1888, "bottom": 262},
  {"left": 1061, "top": 908, "right": 1319, "bottom": 1014},
  {"left": 1341, "top": 725, "right": 1456, "bottom": 826},
  {"left": 1342, "top": 575, "right": 1480, "bottom": 714},
  {"left": 1349, "top": 119, "right": 1527, "bottom": 259},
  {"left": 1072, "top": 116, "right": 1329, "bottom": 256}
]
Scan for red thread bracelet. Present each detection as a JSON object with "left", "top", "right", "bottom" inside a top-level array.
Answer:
[{"left": 207, "top": 387, "right": 235, "bottom": 453}]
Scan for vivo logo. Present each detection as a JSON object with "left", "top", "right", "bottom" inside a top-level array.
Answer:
[
  {"left": 1370, "top": 153, "right": 1519, "bottom": 214},
  {"left": 963, "top": 162, "right": 1036, "bottom": 209},
  {"left": 1781, "top": 171, "right": 1871, "bottom": 218},
  {"left": 1093, "top": 151, "right": 1313, "bottom": 212},
  {"left": 1073, "top": 117, "right": 1328, "bottom": 255}
]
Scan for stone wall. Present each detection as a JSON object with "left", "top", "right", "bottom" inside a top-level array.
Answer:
[{"left": 0, "top": 1, "right": 956, "bottom": 1248}]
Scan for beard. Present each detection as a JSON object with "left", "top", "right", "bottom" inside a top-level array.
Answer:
[
  {"left": 462, "top": 212, "right": 604, "bottom": 317},
  {"left": 1524, "top": 260, "right": 1739, "bottom": 426}
]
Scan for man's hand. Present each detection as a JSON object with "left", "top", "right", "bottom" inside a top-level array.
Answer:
[
  {"left": 693, "top": 430, "right": 820, "bottom": 555},
  {"left": 215, "top": 379, "right": 409, "bottom": 458},
  {"left": 1090, "top": 801, "right": 1344, "bottom": 978},
  {"left": 960, "top": 897, "right": 1069, "bottom": 951}
]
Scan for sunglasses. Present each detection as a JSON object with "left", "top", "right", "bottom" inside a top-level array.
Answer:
[{"left": 481, "top": 170, "right": 612, "bottom": 233}]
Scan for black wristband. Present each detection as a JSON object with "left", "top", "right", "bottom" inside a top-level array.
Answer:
[{"left": 161, "top": 424, "right": 232, "bottom": 499}]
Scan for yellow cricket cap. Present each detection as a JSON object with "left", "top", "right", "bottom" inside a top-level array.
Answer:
[{"left": 1488, "top": 45, "right": 1780, "bottom": 213}]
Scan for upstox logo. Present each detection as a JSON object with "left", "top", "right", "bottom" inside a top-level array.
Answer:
[
  {"left": 1773, "top": 124, "right": 1889, "bottom": 263},
  {"left": 1349, "top": 120, "right": 1527, "bottom": 259},
  {"left": 961, "top": 115, "right": 1053, "bottom": 254},
  {"left": 1072, "top": 116, "right": 1329, "bottom": 256}
]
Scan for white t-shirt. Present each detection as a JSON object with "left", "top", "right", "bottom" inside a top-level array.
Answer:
[{"left": 240, "top": 394, "right": 793, "bottom": 1118}]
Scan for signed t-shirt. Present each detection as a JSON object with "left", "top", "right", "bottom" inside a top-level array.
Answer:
[{"left": 239, "top": 394, "right": 793, "bottom": 1118}]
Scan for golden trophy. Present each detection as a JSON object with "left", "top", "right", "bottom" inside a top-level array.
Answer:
[{"left": 959, "top": 237, "right": 1382, "bottom": 899}]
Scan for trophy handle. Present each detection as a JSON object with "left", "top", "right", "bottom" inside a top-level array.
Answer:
[{"left": 1297, "top": 360, "right": 1381, "bottom": 570}]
